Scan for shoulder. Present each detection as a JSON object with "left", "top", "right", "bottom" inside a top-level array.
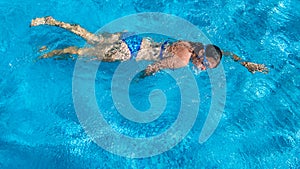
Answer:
[
  {"left": 167, "top": 41, "right": 193, "bottom": 54},
  {"left": 166, "top": 41, "right": 193, "bottom": 65},
  {"left": 173, "top": 41, "right": 192, "bottom": 48}
]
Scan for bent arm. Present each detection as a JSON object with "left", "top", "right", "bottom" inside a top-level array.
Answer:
[
  {"left": 144, "top": 56, "right": 185, "bottom": 75},
  {"left": 143, "top": 41, "right": 192, "bottom": 76}
]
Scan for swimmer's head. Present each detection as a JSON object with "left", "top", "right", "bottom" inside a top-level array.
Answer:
[{"left": 191, "top": 43, "right": 222, "bottom": 70}]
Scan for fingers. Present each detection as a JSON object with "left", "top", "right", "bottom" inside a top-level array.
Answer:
[
  {"left": 33, "top": 54, "right": 49, "bottom": 62},
  {"left": 259, "top": 65, "right": 269, "bottom": 74},
  {"left": 241, "top": 62, "right": 269, "bottom": 74}
]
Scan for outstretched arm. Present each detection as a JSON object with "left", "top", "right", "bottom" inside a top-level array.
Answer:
[
  {"left": 30, "top": 16, "right": 103, "bottom": 44},
  {"left": 222, "top": 51, "right": 269, "bottom": 74}
]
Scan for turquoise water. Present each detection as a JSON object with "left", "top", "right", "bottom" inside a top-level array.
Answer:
[{"left": 1, "top": 0, "right": 300, "bottom": 168}]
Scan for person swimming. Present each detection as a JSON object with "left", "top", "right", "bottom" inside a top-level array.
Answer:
[{"left": 30, "top": 16, "right": 269, "bottom": 76}]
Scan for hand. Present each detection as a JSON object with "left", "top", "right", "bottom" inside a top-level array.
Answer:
[
  {"left": 132, "top": 70, "right": 151, "bottom": 83},
  {"left": 138, "top": 69, "right": 153, "bottom": 79},
  {"left": 138, "top": 70, "right": 148, "bottom": 79},
  {"left": 241, "top": 61, "right": 269, "bottom": 74}
]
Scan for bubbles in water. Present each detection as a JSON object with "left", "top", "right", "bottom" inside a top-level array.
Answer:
[
  {"left": 191, "top": 65, "right": 204, "bottom": 75},
  {"left": 243, "top": 77, "right": 276, "bottom": 100}
]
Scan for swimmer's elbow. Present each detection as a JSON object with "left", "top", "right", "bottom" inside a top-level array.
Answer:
[
  {"left": 144, "top": 64, "right": 159, "bottom": 76},
  {"left": 144, "top": 56, "right": 187, "bottom": 76}
]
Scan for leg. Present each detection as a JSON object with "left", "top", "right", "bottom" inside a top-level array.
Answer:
[
  {"left": 38, "top": 46, "right": 104, "bottom": 60},
  {"left": 30, "top": 16, "right": 103, "bottom": 44},
  {"left": 38, "top": 46, "right": 80, "bottom": 59}
]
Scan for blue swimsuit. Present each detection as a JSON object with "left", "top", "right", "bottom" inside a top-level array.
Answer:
[
  {"left": 122, "top": 33, "right": 171, "bottom": 60},
  {"left": 122, "top": 34, "right": 143, "bottom": 60}
]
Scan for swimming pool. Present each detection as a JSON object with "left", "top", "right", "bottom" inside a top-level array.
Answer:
[{"left": 1, "top": 0, "right": 299, "bottom": 168}]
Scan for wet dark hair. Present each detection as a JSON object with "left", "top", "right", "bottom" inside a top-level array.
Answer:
[
  {"left": 206, "top": 44, "right": 222, "bottom": 65},
  {"left": 191, "top": 43, "right": 223, "bottom": 67}
]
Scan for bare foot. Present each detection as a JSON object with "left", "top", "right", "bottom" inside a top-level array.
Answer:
[
  {"left": 30, "top": 16, "right": 54, "bottom": 27},
  {"left": 39, "top": 46, "right": 48, "bottom": 52}
]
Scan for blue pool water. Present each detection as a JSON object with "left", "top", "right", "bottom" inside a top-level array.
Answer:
[{"left": 1, "top": 0, "right": 300, "bottom": 168}]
